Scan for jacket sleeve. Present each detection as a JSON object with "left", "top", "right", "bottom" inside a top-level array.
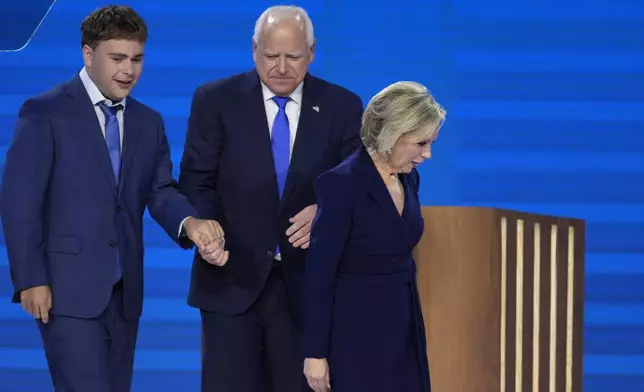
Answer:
[
  {"left": 178, "top": 85, "right": 223, "bottom": 221},
  {"left": 302, "top": 170, "right": 354, "bottom": 358},
  {"left": 0, "top": 98, "right": 53, "bottom": 297},
  {"left": 147, "top": 114, "right": 197, "bottom": 247}
]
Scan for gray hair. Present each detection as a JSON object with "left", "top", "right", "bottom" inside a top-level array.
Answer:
[
  {"left": 253, "top": 6, "right": 315, "bottom": 48},
  {"left": 361, "top": 81, "right": 446, "bottom": 156}
]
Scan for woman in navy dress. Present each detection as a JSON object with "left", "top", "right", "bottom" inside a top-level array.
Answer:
[{"left": 302, "top": 81, "right": 446, "bottom": 392}]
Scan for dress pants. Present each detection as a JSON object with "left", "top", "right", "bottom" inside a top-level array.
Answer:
[
  {"left": 200, "top": 263, "right": 309, "bottom": 392},
  {"left": 38, "top": 281, "right": 139, "bottom": 392}
]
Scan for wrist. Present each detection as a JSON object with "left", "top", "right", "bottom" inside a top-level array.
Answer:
[{"left": 183, "top": 216, "right": 196, "bottom": 233}]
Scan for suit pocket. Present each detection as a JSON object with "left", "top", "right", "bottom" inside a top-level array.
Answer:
[{"left": 46, "top": 235, "right": 81, "bottom": 255}]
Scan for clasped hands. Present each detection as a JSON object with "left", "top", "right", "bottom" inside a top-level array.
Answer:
[
  {"left": 184, "top": 204, "right": 317, "bottom": 267},
  {"left": 183, "top": 217, "right": 229, "bottom": 266}
]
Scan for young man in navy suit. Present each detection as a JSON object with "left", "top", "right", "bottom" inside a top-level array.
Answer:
[
  {"left": 178, "top": 5, "right": 364, "bottom": 392},
  {"left": 0, "top": 5, "right": 221, "bottom": 392}
]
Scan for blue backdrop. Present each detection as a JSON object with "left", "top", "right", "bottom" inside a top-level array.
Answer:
[{"left": 0, "top": 0, "right": 642, "bottom": 390}]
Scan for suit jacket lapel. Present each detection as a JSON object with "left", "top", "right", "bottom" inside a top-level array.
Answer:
[
  {"left": 65, "top": 77, "right": 118, "bottom": 196},
  {"left": 354, "top": 146, "right": 410, "bottom": 241},
  {"left": 240, "top": 71, "right": 281, "bottom": 208},
  {"left": 118, "top": 101, "right": 141, "bottom": 197},
  {"left": 278, "top": 74, "right": 325, "bottom": 214}
]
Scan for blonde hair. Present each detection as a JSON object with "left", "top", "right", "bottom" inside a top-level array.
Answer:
[{"left": 361, "top": 81, "right": 446, "bottom": 156}]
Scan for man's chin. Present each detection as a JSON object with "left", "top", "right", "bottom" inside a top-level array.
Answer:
[
  {"left": 267, "top": 81, "right": 296, "bottom": 96},
  {"left": 108, "top": 89, "right": 131, "bottom": 102}
]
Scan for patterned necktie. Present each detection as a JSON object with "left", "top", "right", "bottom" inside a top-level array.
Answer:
[
  {"left": 271, "top": 96, "right": 290, "bottom": 257},
  {"left": 97, "top": 101, "right": 122, "bottom": 185},
  {"left": 97, "top": 101, "right": 123, "bottom": 281}
]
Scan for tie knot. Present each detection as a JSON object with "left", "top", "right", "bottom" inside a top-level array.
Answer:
[
  {"left": 98, "top": 101, "right": 123, "bottom": 117},
  {"left": 272, "top": 96, "right": 289, "bottom": 109}
]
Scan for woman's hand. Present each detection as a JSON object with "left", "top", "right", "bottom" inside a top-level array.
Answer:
[{"left": 303, "top": 357, "right": 331, "bottom": 392}]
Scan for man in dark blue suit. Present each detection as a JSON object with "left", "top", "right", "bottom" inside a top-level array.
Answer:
[
  {"left": 178, "top": 5, "right": 364, "bottom": 392},
  {"left": 0, "top": 6, "right": 221, "bottom": 392}
]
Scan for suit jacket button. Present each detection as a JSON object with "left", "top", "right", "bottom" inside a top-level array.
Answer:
[
  {"left": 266, "top": 250, "right": 273, "bottom": 258},
  {"left": 109, "top": 240, "right": 118, "bottom": 248},
  {"left": 116, "top": 205, "right": 123, "bottom": 212}
]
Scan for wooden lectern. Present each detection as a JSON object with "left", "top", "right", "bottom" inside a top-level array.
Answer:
[{"left": 414, "top": 207, "right": 585, "bottom": 392}]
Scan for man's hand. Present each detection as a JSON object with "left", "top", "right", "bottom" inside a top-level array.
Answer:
[
  {"left": 287, "top": 204, "right": 317, "bottom": 249},
  {"left": 21, "top": 285, "right": 52, "bottom": 323},
  {"left": 184, "top": 217, "right": 229, "bottom": 266}
]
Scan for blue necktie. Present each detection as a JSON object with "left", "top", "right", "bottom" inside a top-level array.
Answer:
[
  {"left": 98, "top": 102, "right": 122, "bottom": 185},
  {"left": 98, "top": 101, "right": 123, "bottom": 280},
  {"left": 271, "top": 96, "right": 290, "bottom": 256}
]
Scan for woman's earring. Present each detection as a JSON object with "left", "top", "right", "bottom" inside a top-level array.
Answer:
[{"left": 387, "top": 149, "right": 392, "bottom": 155}]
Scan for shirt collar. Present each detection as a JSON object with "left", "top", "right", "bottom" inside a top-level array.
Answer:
[
  {"left": 261, "top": 81, "right": 303, "bottom": 105},
  {"left": 79, "top": 67, "right": 127, "bottom": 108}
]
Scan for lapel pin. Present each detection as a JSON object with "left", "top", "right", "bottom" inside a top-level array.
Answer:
[{"left": 312, "top": 106, "right": 319, "bottom": 112}]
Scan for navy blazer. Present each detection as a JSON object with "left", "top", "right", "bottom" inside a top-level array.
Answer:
[
  {"left": 0, "top": 75, "right": 196, "bottom": 320},
  {"left": 302, "top": 146, "right": 426, "bottom": 361},
  {"left": 179, "top": 70, "right": 363, "bottom": 317}
]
